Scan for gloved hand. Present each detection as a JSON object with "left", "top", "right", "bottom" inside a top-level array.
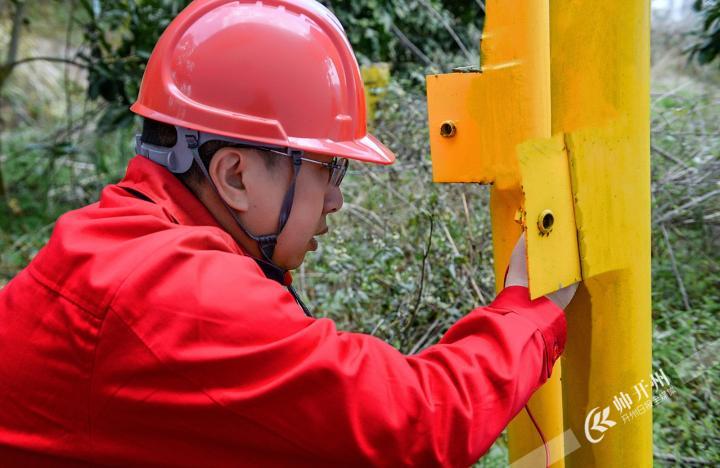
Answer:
[{"left": 504, "top": 232, "right": 579, "bottom": 309}]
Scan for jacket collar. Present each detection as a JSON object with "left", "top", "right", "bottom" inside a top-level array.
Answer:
[
  {"left": 117, "top": 155, "right": 225, "bottom": 231},
  {"left": 117, "top": 156, "right": 301, "bottom": 304},
  {"left": 116, "top": 156, "right": 294, "bottom": 286}
]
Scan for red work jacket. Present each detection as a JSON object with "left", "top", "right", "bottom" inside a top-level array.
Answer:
[{"left": 0, "top": 156, "right": 566, "bottom": 467}]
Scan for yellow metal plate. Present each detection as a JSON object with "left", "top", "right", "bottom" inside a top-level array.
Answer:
[
  {"left": 517, "top": 134, "right": 582, "bottom": 299},
  {"left": 425, "top": 0, "right": 550, "bottom": 190},
  {"left": 564, "top": 126, "right": 647, "bottom": 278},
  {"left": 426, "top": 72, "right": 512, "bottom": 185}
]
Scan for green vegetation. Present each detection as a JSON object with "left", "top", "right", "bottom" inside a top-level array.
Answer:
[
  {"left": 689, "top": 0, "right": 720, "bottom": 66},
  {"left": 0, "top": 1, "right": 718, "bottom": 466}
]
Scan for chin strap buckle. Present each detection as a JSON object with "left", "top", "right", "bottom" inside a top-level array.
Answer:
[{"left": 255, "top": 235, "right": 277, "bottom": 263}]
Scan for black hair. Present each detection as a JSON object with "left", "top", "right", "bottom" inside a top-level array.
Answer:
[{"left": 139, "top": 118, "right": 280, "bottom": 185}]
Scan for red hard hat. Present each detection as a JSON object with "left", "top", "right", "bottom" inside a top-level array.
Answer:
[{"left": 131, "top": 0, "right": 395, "bottom": 165}]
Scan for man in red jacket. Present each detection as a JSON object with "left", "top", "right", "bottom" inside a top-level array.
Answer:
[{"left": 0, "top": 0, "right": 578, "bottom": 466}]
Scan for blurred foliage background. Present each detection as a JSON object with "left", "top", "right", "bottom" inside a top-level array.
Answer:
[{"left": 0, "top": 0, "right": 718, "bottom": 466}]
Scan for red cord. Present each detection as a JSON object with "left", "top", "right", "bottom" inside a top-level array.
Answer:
[
  {"left": 508, "top": 249, "right": 549, "bottom": 466},
  {"left": 524, "top": 404, "right": 550, "bottom": 468}
]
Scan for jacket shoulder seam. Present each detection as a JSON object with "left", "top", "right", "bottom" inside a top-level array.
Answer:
[
  {"left": 25, "top": 265, "right": 105, "bottom": 456},
  {"left": 99, "top": 305, "right": 323, "bottom": 459},
  {"left": 28, "top": 265, "right": 103, "bottom": 318}
]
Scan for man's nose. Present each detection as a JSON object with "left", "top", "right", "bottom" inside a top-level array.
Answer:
[{"left": 324, "top": 184, "right": 343, "bottom": 214}]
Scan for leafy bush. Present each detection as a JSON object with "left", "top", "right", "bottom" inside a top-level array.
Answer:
[
  {"left": 77, "top": 0, "right": 189, "bottom": 130},
  {"left": 689, "top": 0, "right": 720, "bottom": 66}
]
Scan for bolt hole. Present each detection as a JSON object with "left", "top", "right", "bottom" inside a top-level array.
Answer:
[
  {"left": 542, "top": 212, "right": 554, "bottom": 230},
  {"left": 440, "top": 121, "right": 456, "bottom": 138},
  {"left": 537, "top": 209, "right": 555, "bottom": 235}
]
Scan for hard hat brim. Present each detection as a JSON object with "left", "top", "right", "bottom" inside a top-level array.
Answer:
[{"left": 289, "top": 133, "right": 396, "bottom": 165}]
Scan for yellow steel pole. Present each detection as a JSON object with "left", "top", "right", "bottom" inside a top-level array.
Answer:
[
  {"left": 426, "top": 0, "right": 567, "bottom": 463},
  {"left": 426, "top": 0, "right": 651, "bottom": 466},
  {"left": 551, "top": 1, "right": 652, "bottom": 466}
]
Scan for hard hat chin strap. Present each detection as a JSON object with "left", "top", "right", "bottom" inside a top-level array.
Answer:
[
  {"left": 135, "top": 127, "right": 312, "bottom": 317},
  {"left": 180, "top": 129, "right": 290, "bottom": 260}
]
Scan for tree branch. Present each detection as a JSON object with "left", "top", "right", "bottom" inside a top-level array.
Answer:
[
  {"left": 654, "top": 452, "right": 713, "bottom": 466},
  {"left": 5, "top": 0, "right": 27, "bottom": 66},
  {"left": 656, "top": 189, "right": 720, "bottom": 224},
  {"left": 660, "top": 223, "right": 691, "bottom": 311},
  {"left": 406, "top": 214, "right": 435, "bottom": 332},
  {"left": 389, "top": 22, "right": 436, "bottom": 69},
  {"left": 4, "top": 56, "right": 86, "bottom": 70},
  {"left": 651, "top": 142, "right": 689, "bottom": 168},
  {"left": 0, "top": 0, "right": 28, "bottom": 199},
  {"left": 416, "top": 0, "right": 473, "bottom": 61}
]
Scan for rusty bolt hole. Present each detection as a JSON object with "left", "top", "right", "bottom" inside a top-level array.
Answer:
[
  {"left": 538, "top": 210, "right": 554, "bottom": 235},
  {"left": 440, "top": 121, "right": 456, "bottom": 138}
]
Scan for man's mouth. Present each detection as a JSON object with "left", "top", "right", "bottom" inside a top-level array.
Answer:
[{"left": 309, "top": 228, "right": 327, "bottom": 251}]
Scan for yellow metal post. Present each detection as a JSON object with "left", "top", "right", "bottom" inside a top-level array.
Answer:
[
  {"left": 426, "top": 0, "right": 651, "bottom": 466},
  {"left": 361, "top": 63, "right": 390, "bottom": 127},
  {"left": 426, "top": 0, "right": 567, "bottom": 464},
  {"left": 551, "top": 1, "right": 652, "bottom": 466}
]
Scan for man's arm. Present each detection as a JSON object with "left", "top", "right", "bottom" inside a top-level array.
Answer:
[{"left": 93, "top": 234, "right": 566, "bottom": 466}]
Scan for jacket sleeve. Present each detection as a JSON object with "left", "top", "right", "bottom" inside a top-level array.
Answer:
[{"left": 97, "top": 240, "right": 566, "bottom": 467}]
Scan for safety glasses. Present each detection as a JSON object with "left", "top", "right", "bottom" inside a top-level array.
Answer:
[
  {"left": 191, "top": 132, "right": 350, "bottom": 188},
  {"left": 305, "top": 156, "right": 349, "bottom": 187},
  {"left": 265, "top": 148, "right": 349, "bottom": 187}
]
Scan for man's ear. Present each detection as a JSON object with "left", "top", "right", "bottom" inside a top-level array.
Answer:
[{"left": 208, "top": 147, "right": 250, "bottom": 212}]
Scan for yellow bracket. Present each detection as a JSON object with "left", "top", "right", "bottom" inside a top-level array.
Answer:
[
  {"left": 426, "top": 73, "right": 583, "bottom": 297},
  {"left": 427, "top": 71, "right": 521, "bottom": 188},
  {"left": 517, "top": 134, "right": 582, "bottom": 299},
  {"left": 427, "top": 73, "right": 581, "bottom": 299}
]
